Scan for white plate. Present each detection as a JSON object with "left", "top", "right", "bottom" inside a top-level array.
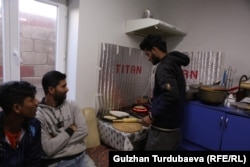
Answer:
[{"left": 109, "top": 111, "right": 129, "bottom": 118}]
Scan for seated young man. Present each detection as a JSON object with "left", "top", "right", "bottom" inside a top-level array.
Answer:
[
  {"left": 0, "top": 81, "right": 41, "bottom": 167},
  {"left": 36, "top": 70, "right": 95, "bottom": 167}
]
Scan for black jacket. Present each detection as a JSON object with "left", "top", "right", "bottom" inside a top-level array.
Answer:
[
  {"left": 150, "top": 51, "right": 190, "bottom": 129},
  {"left": 0, "top": 112, "right": 42, "bottom": 167}
]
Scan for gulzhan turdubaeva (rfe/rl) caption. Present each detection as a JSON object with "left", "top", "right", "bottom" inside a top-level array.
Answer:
[{"left": 109, "top": 151, "right": 250, "bottom": 167}]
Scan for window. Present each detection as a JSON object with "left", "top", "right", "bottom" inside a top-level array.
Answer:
[
  {"left": 0, "top": 1, "right": 3, "bottom": 82},
  {"left": 1, "top": 0, "right": 67, "bottom": 100}
]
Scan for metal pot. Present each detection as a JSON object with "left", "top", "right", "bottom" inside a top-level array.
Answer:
[
  {"left": 186, "top": 89, "right": 198, "bottom": 100},
  {"left": 198, "top": 85, "right": 228, "bottom": 105},
  {"left": 236, "top": 75, "right": 248, "bottom": 102},
  {"left": 186, "top": 83, "right": 202, "bottom": 100},
  {"left": 189, "top": 83, "right": 202, "bottom": 91}
]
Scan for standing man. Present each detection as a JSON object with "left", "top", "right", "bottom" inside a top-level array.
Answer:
[
  {"left": 0, "top": 81, "right": 41, "bottom": 167},
  {"left": 36, "top": 70, "right": 95, "bottom": 167},
  {"left": 139, "top": 35, "right": 190, "bottom": 150}
]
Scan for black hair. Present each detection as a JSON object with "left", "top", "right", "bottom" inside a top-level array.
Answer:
[
  {"left": 42, "top": 70, "right": 66, "bottom": 95},
  {"left": 139, "top": 34, "right": 167, "bottom": 53},
  {"left": 0, "top": 81, "right": 37, "bottom": 115}
]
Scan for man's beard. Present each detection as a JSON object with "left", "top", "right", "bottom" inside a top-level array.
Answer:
[
  {"left": 151, "top": 54, "right": 160, "bottom": 65},
  {"left": 54, "top": 92, "right": 67, "bottom": 106}
]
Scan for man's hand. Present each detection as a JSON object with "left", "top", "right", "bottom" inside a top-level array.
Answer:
[
  {"left": 142, "top": 115, "right": 153, "bottom": 127},
  {"left": 70, "top": 124, "right": 77, "bottom": 131}
]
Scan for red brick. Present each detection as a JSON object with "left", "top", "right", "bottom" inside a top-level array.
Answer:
[{"left": 21, "top": 66, "right": 34, "bottom": 77}]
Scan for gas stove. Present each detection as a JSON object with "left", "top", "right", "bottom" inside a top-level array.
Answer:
[
  {"left": 120, "top": 105, "right": 149, "bottom": 119},
  {"left": 128, "top": 110, "right": 148, "bottom": 119}
]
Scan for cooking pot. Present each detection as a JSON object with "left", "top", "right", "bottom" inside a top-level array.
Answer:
[
  {"left": 189, "top": 83, "right": 202, "bottom": 91},
  {"left": 198, "top": 85, "right": 228, "bottom": 105},
  {"left": 236, "top": 75, "right": 248, "bottom": 102},
  {"left": 186, "top": 89, "right": 198, "bottom": 100},
  {"left": 186, "top": 83, "right": 203, "bottom": 100}
]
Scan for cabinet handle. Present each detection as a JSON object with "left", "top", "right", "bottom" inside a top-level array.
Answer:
[
  {"left": 220, "top": 116, "right": 224, "bottom": 127},
  {"left": 224, "top": 117, "right": 229, "bottom": 129}
]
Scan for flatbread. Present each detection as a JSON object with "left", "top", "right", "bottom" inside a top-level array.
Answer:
[
  {"left": 112, "top": 122, "right": 142, "bottom": 133},
  {"left": 103, "top": 115, "right": 117, "bottom": 120},
  {"left": 134, "top": 105, "right": 146, "bottom": 109}
]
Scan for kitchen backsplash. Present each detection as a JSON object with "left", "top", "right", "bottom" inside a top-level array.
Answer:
[
  {"left": 96, "top": 43, "right": 152, "bottom": 114},
  {"left": 183, "top": 51, "right": 224, "bottom": 86},
  {"left": 96, "top": 43, "right": 224, "bottom": 114}
]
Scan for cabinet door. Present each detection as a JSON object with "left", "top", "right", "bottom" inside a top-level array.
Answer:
[
  {"left": 221, "top": 114, "right": 250, "bottom": 150},
  {"left": 182, "top": 103, "right": 224, "bottom": 150}
]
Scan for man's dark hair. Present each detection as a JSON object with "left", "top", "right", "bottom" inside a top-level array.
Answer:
[
  {"left": 0, "top": 81, "right": 36, "bottom": 115},
  {"left": 42, "top": 70, "right": 66, "bottom": 95},
  {"left": 139, "top": 34, "right": 167, "bottom": 53}
]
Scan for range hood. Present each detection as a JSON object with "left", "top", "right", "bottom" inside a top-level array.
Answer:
[{"left": 125, "top": 18, "right": 186, "bottom": 37}]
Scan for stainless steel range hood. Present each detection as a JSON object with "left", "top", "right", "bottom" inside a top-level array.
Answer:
[{"left": 125, "top": 18, "right": 186, "bottom": 37}]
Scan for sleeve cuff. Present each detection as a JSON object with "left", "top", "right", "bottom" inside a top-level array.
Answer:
[{"left": 149, "top": 112, "right": 155, "bottom": 121}]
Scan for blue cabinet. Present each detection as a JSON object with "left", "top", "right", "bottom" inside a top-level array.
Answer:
[
  {"left": 220, "top": 114, "right": 250, "bottom": 150},
  {"left": 181, "top": 101, "right": 250, "bottom": 151}
]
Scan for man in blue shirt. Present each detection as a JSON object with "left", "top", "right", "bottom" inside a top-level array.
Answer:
[{"left": 0, "top": 81, "right": 41, "bottom": 167}]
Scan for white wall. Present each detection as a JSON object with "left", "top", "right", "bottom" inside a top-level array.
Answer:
[
  {"left": 67, "top": 0, "right": 79, "bottom": 100},
  {"left": 68, "top": 0, "right": 160, "bottom": 108},
  {"left": 67, "top": 0, "right": 250, "bottom": 108},
  {"left": 159, "top": 0, "right": 250, "bottom": 86}
]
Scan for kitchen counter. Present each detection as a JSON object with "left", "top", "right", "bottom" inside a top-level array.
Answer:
[
  {"left": 187, "top": 100, "right": 250, "bottom": 118},
  {"left": 181, "top": 100, "right": 250, "bottom": 150}
]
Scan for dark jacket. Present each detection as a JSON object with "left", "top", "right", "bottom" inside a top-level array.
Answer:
[
  {"left": 150, "top": 51, "right": 190, "bottom": 129},
  {"left": 0, "top": 112, "right": 42, "bottom": 167}
]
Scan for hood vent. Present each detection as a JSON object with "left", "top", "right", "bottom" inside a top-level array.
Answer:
[{"left": 125, "top": 18, "right": 186, "bottom": 37}]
